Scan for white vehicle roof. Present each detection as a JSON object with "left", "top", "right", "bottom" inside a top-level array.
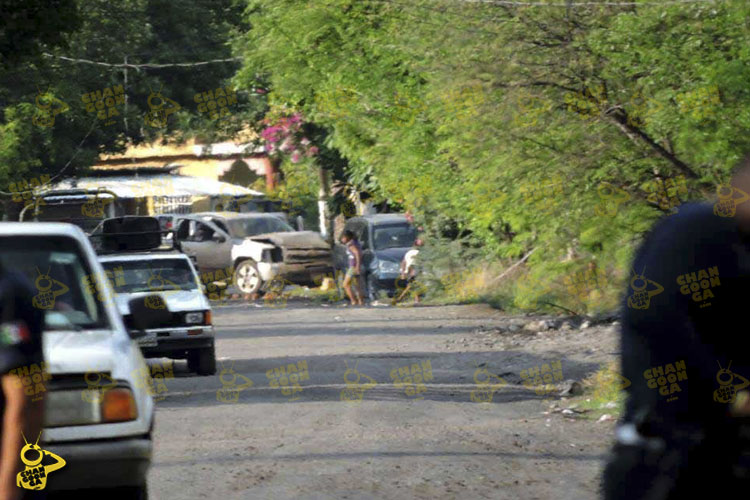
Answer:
[{"left": 0, "top": 221, "right": 88, "bottom": 238}]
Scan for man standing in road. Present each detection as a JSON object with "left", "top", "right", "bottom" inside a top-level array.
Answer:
[
  {"left": 0, "top": 264, "right": 45, "bottom": 500},
  {"left": 340, "top": 230, "right": 364, "bottom": 306},
  {"left": 395, "top": 238, "right": 423, "bottom": 304},
  {"left": 603, "top": 155, "right": 750, "bottom": 498}
]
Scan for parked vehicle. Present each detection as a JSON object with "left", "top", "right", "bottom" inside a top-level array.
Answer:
[
  {"left": 0, "top": 222, "right": 168, "bottom": 497},
  {"left": 174, "top": 212, "right": 333, "bottom": 294},
  {"left": 99, "top": 252, "right": 216, "bottom": 375},
  {"left": 333, "top": 214, "right": 417, "bottom": 301}
]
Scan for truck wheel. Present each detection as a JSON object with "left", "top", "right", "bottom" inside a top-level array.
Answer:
[
  {"left": 189, "top": 345, "right": 216, "bottom": 375},
  {"left": 107, "top": 484, "right": 148, "bottom": 499},
  {"left": 234, "top": 259, "right": 263, "bottom": 294}
]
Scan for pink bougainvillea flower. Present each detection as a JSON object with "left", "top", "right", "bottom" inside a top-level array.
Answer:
[
  {"left": 291, "top": 151, "right": 301, "bottom": 163},
  {"left": 307, "top": 146, "right": 319, "bottom": 157},
  {"left": 300, "top": 137, "right": 310, "bottom": 146},
  {"left": 280, "top": 138, "right": 294, "bottom": 153}
]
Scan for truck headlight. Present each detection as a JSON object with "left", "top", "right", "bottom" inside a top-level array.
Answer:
[
  {"left": 184, "top": 311, "right": 204, "bottom": 324},
  {"left": 378, "top": 260, "right": 400, "bottom": 274}
]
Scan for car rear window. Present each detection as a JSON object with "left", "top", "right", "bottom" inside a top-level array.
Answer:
[{"left": 0, "top": 236, "right": 108, "bottom": 330}]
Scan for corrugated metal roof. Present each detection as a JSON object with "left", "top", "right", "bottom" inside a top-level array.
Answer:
[{"left": 41, "top": 175, "right": 264, "bottom": 199}]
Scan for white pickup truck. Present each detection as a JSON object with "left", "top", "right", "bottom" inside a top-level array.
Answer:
[{"left": 0, "top": 222, "right": 170, "bottom": 498}]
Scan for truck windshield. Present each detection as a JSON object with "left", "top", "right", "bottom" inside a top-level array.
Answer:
[
  {"left": 226, "top": 216, "right": 294, "bottom": 237},
  {"left": 372, "top": 224, "right": 416, "bottom": 250},
  {"left": 101, "top": 258, "right": 199, "bottom": 293},
  {"left": 0, "top": 236, "right": 108, "bottom": 330}
]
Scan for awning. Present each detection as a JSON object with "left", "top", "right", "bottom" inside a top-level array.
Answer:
[{"left": 40, "top": 174, "right": 264, "bottom": 199}]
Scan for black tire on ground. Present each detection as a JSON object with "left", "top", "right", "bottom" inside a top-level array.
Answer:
[
  {"left": 187, "top": 343, "right": 216, "bottom": 375},
  {"left": 233, "top": 259, "right": 263, "bottom": 294},
  {"left": 107, "top": 485, "right": 148, "bottom": 500}
]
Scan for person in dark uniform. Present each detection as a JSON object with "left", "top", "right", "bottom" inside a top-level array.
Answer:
[
  {"left": 603, "top": 155, "right": 750, "bottom": 499},
  {"left": 0, "top": 264, "right": 45, "bottom": 500}
]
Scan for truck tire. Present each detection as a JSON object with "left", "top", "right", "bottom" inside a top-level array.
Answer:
[
  {"left": 234, "top": 259, "right": 263, "bottom": 294},
  {"left": 188, "top": 344, "right": 216, "bottom": 375}
]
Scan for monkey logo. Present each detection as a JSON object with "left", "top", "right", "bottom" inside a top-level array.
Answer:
[
  {"left": 32, "top": 267, "right": 69, "bottom": 310},
  {"left": 81, "top": 193, "right": 115, "bottom": 218},
  {"left": 594, "top": 182, "right": 631, "bottom": 217},
  {"left": 144, "top": 86, "right": 180, "bottom": 128},
  {"left": 470, "top": 367, "right": 507, "bottom": 403},
  {"left": 626, "top": 268, "right": 664, "bottom": 310},
  {"left": 32, "top": 89, "right": 69, "bottom": 128},
  {"left": 81, "top": 371, "right": 117, "bottom": 404},
  {"left": 714, "top": 184, "right": 750, "bottom": 218},
  {"left": 340, "top": 361, "right": 377, "bottom": 403},
  {"left": 341, "top": 199, "right": 357, "bottom": 218},
  {"left": 264, "top": 277, "right": 290, "bottom": 308},
  {"left": 713, "top": 360, "right": 750, "bottom": 404},
  {"left": 216, "top": 361, "right": 253, "bottom": 403},
  {"left": 145, "top": 272, "right": 177, "bottom": 309},
  {"left": 16, "top": 432, "right": 66, "bottom": 490}
]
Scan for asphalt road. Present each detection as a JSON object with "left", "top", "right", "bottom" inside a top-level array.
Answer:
[{"left": 146, "top": 302, "right": 613, "bottom": 500}]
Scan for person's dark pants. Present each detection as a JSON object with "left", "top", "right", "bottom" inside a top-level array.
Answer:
[{"left": 603, "top": 435, "right": 749, "bottom": 499}]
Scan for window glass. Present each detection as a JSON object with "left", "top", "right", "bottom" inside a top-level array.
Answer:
[{"left": 101, "top": 258, "right": 199, "bottom": 293}]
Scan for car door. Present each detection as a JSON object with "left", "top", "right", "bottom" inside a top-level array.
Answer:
[{"left": 176, "top": 219, "right": 231, "bottom": 272}]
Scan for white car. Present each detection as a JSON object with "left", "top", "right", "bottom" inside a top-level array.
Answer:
[
  {"left": 98, "top": 252, "right": 216, "bottom": 375},
  {"left": 0, "top": 222, "right": 166, "bottom": 497}
]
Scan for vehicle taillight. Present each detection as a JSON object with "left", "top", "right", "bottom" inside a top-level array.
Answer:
[{"left": 101, "top": 388, "right": 137, "bottom": 422}]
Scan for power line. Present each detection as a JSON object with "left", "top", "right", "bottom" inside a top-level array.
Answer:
[{"left": 42, "top": 53, "right": 242, "bottom": 69}]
